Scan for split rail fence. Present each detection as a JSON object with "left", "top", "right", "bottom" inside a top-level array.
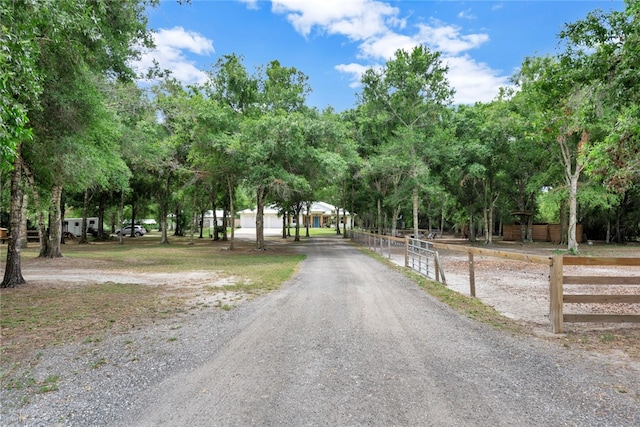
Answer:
[
  {"left": 549, "top": 255, "right": 640, "bottom": 333},
  {"left": 351, "top": 231, "right": 640, "bottom": 333}
]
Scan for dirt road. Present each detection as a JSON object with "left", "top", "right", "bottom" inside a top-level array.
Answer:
[{"left": 118, "top": 236, "right": 639, "bottom": 426}]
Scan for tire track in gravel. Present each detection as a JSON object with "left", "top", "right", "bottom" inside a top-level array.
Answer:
[{"left": 120, "top": 236, "right": 639, "bottom": 426}]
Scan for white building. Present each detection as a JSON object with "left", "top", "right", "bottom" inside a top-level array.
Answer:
[
  {"left": 238, "top": 202, "right": 350, "bottom": 229},
  {"left": 63, "top": 217, "right": 100, "bottom": 237},
  {"left": 201, "top": 210, "right": 238, "bottom": 229}
]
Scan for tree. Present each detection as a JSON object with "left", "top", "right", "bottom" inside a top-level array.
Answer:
[
  {"left": 559, "top": 0, "right": 640, "bottom": 194},
  {"left": 359, "top": 46, "right": 454, "bottom": 238},
  {"left": 238, "top": 60, "right": 310, "bottom": 250},
  {"left": 202, "top": 54, "right": 260, "bottom": 249},
  {"left": 516, "top": 56, "right": 588, "bottom": 252},
  {"left": 2, "top": 0, "right": 154, "bottom": 287}
]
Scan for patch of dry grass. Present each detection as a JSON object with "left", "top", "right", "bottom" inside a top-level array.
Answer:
[
  {"left": 0, "top": 233, "right": 305, "bottom": 369},
  {"left": 0, "top": 282, "right": 171, "bottom": 364}
]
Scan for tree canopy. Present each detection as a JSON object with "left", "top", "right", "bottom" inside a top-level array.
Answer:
[{"left": 2, "top": 0, "right": 640, "bottom": 288}]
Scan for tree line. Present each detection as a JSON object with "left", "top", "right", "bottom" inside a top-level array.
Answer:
[{"left": 1, "top": 0, "right": 638, "bottom": 287}]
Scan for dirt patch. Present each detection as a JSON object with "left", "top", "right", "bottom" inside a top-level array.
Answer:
[
  {"left": 431, "top": 241, "right": 640, "bottom": 365},
  {"left": 436, "top": 242, "right": 640, "bottom": 328}
]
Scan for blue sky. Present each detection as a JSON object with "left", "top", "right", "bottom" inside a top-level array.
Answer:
[{"left": 138, "top": 0, "right": 624, "bottom": 111}]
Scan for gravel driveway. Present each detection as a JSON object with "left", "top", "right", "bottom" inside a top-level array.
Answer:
[{"left": 3, "top": 235, "right": 639, "bottom": 426}]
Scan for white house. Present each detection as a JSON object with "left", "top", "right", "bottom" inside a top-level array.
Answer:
[
  {"left": 238, "top": 202, "right": 351, "bottom": 229},
  {"left": 201, "top": 210, "right": 239, "bottom": 229}
]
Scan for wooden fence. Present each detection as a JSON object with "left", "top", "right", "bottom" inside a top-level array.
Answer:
[
  {"left": 351, "top": 231, "right": 640, "bottom": 333},
  {"left": 430, "top": 242, "right": 552, "bottom": 298},
  {"left": 549, "top": 255, "right": 640, "bottom": 333}
]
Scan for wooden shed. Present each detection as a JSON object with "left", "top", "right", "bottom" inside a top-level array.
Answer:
[{"left": 503, "top": 223, "right": 583, "bottom": 243}]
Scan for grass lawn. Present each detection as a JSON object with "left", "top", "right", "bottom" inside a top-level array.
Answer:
[{"left": 0, "top": 232, "right": 305, "bottom": 366}]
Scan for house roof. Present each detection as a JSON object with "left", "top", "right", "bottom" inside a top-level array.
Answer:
[{"left": 238, "top": 202, "right": 349, "bottom": 216}]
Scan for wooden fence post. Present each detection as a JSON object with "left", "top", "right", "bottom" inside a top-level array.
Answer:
[
  {"left": 405, "top": 236, "right": 409, "bottom": 267},
  {"left": 549, "top": 255, "right": 564, "bottom": 333},
  {"left": 434, "top": 251, "right": 447, "bottom": 286},
  {"left": 468, "top": 253, "right": 476, "bottom": 297}
]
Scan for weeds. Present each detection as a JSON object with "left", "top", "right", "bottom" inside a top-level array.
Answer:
[
  {"left": 2, "top": 373, "right": 59, "bottom": 395},
  {"left": 91, "top": 358, "right": 107, "bottom": 369}
]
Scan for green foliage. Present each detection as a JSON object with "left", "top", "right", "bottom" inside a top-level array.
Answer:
[
  {"left": 358, "top": 45, "right": 454, "bottom": 233},
  {"left": 558, "top": 0, "right": 640, "bottom": 193},
  {"left": 3, "top": 0, "right": 640, "bottom": 265}
]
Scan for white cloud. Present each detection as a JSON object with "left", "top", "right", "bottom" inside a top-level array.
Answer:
[
  {"left": 271, "top": 0, "right": 400, "bottom": 40},
  {"left": 443, "top": 55, "right": 511, "bottom": 104},
  {"left": 415, "top": 22, "right": 489, "bottom": 55},
  {"left": 134, "top": 27, "right": 214, "bottom": 84},
  {"left": 358, "top": 31, "right": 416, "bottom": 60},
  {"left": 334, "top": 63, "right": 376, "bottom": 88},
  {"left": 458, "top": 9, "right": 476, "bottom": 20},
  {"left": 238, "top": 0, "right": 259, "bottom": 10},
  {"left": 249, "top": 0, "right": 509, "bottom": 104},
  {"left": 154, "top": 27, "right": 214, "bottom": 55}
]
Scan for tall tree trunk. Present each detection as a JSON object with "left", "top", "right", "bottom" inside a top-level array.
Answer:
[
  {"left": 342, "top": 207, "right": 347, "bottom": 238},
  {"left": 256, "top": 186, "right": 266, "bottom": 250},
  {"left": 118, "top": 191, "right": 125, "bottom": 245},
  {"left": 45, "top": 185, "right": 63, "bottom": 258},
  {"left": 22, "top": 162, "right": 48, "bottom": 253},
  {"left": 484, "top": 192, "right": 498, "bottom": 245},
  {"left": 130, "top": 203, "right": 137, "bottom": 238},
  {"left": 615, "top": 203, "right": 622, "bottom": 243},
  {"left": 440, "top": 201, "right": 445, "bottom": 238},
  {"left": 559, "top": 200, "right": 567, "bottom": 246},
  {"left": 173, "top": 205, "right": 181, "bottom": 236},
  {"left": 559, "top": 133, "right": 584, "bottom": 253},
  {"left": 159, "top": 192, "right": 169, "bottom": 245},
  {"left": 335, "top": 207, "right": 341, "bottom": 235},
  {"left": 79, "top": 189, "right": 90, "bottom": 244},
  {"left": 294, "top": 203, "right": 301, "bottom": 242},
  {"left": 199, "top": 210, "right": 205, "bottom": 239},
  {"left": 376, "top": 198, "right": 382, "bottom": 235},
  {"left": 227, "top": 177, "right": 235, "bottom": 250},
  {"left": 483, "top": 206, "right": 490, "bottom": 245},
  {"left": 189, "top": 186, "right": 196, "bottom": 245},
  {"left": 19, "top": 192, "right": 28, "bottom": 249},
  {"left": 412, "top": 186, "right": 419, "bottom": 239},
  {"left": 282, "top": 211, "right": 287, "bottom": 239},
  {"left": 567, "top": 173, "right": 579, "bottom": 252},
  {"left": 97, "top": 193, "right": 106, "bottom": 239},
  {"left": 212, "top": 203, "right": 219, "bottom": 241},
  {"left": 1, "top": 155, "right": 26, "bottom": 288},
  {"left": 158, "top": 203, "right": 168, "bottom": 245},
  {"left": 35, "top": 205, "right": 48, "bottom": 257},
  {"left": 391, "top": 205, "right": 399, "bottom": 237},
  {"left": 305, "top": 201, "right": 311, "bottom": 237},
  {"left": 383, "top": 211, "right": 388, "bottom": 235},
  {"left": 468, "top": 205, "right": 476, "bottom": 242},
  {"left": 222, "top": 208, "right": 229, "bottom": 241}
]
